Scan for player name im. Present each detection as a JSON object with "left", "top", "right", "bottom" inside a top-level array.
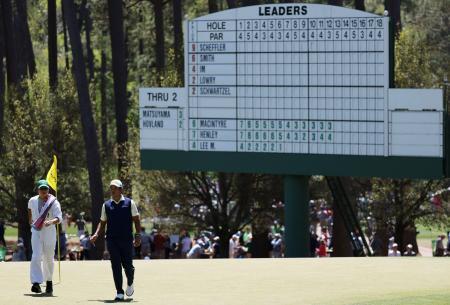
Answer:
[{"left": 258, "top": 5, "right": 307, "bottom": 16}]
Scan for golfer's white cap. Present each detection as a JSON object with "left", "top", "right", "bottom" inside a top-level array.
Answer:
[{"left": 110, "top": 179, "right": 123, "bottom": 188}]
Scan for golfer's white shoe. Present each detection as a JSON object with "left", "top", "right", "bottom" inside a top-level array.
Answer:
[
  {"left": 126, "top": 284, "right": 134, "bottom": 297},
  {"left": 114, "top": 293, "right": 124, "bottom": 301}
]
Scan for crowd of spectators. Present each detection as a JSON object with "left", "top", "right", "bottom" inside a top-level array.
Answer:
[{"left": 1, "top": 207, "right": 450, "bottom": 261}]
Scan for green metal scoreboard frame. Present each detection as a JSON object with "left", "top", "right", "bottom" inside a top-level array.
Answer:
[{"left": 139, "top": 4, "right": 447, "bottom": 180}]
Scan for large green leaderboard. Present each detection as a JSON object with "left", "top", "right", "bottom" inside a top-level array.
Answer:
[{"left": 140, "top": 3, "right": 446, "bottom": 179}]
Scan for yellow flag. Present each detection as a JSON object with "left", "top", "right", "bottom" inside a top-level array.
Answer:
[{"left": 46, "top": 155, "right": 57, "bottom": 192}]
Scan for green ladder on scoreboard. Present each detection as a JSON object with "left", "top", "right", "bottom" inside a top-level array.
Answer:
[{"left": 326, "top": 177, "right": 372, "bottom": 257}]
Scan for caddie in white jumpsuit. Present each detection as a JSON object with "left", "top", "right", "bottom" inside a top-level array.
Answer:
[{"left": 27, "top": 179, "right": 62, "bottom": 294}]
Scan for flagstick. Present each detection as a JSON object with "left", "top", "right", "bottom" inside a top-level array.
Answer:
[
  {"left": 57, "top": 220, "right": 61, "bottom": 283},
  {"left": 56, "top": 189, "right": 61, "bottom": 283},
  {"left": 46, "top": 155, "right": 60, "bottom": 283}
]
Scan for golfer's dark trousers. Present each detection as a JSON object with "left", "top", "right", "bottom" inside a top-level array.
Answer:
[{"left": 107, "top": 238, "right": 134, "bottom": 294}]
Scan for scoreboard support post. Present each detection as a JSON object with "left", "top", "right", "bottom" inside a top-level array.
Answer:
[{"left": 284, "top": 175, "right": 310, "bottom": 258}]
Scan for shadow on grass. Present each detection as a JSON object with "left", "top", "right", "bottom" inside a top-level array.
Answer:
[
  {"left": 23, "top": 293, "right": 56, "bottom": 298},
  {"left": 87, "top": 299, "right": 135, "bottom": 303}
]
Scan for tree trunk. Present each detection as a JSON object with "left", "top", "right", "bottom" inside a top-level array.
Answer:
[
  {"left": 330, "top": 177, "right": 354, "bottom": 257},
  {"left": 152, "top": 0, "right": 165, "bottom": 72},
  {"left": 137, "top": 12, "right": 144, "bottom": 84},
  {"left": 241, "top": 0, "right": 260, "bottom": 6},
  {"left": 13, "top": 1, "right": 27, "bottom": 80},
  {"left": 107, "top": 0, "right": 131, "bottom": 193},
  {"left": 208, "top": 0, "right": 218, "bottom": 13},
  {"left": 100, "top": 50, "right": 108, "bottom": 156},
  {"left": 355, "top": 0, "right": 365, "bottom": 11},
  {"left": 218, "top": 230, "right": 231, "bottom": 258},
  {"left": 372, "top": 200, "right": 389, "bottom": 256},
  {"left": 385, "top": 0, "right": 401, "bottom": 36},
  {"left": 394, "top": 222, "right": 405, "bottom": 256},
  {"left": 226, "top": 0, "right": 237, "bottom": 8},
  {"left": 62, "top": 0, "right": 105, "bottom": 259},
  {"left": 81, "top": 0, "right": 94, "bottom": 81},
  {"left": 48, "top": 0, "right": 58, "bottom": 89},
  {"left": 1, "top": 0, "right": 19, "bottom": 85},
  {"left": 373, "top": 227, "right": 389, "bottom": 256},
  {"left": 233, "top": 174, "right": 252, "bottom": 228},
  {"left": 15, "top": 174, "right": 35, "bottom": 260},
  {"left": 0, "top": 7, "right": 5, "bottom": 148},
  {"left": 61, "top": 2, "right": 70, "bottom": 69},
  {"left": 172, "top": 0, "right": 183, "bottom": 78},
  {"left": 124, "top": 26, "right": 129, "bottom": 85},
  {"left": 402, "top": 224, "right": 419, "bottom": 255},
  {"left": 328, "top": 0, "right": 344, "bottom": 6},
  {"left": 16, "top": 0, "right": 36, "bottom": 78},
  {"left": 251, "top": 229, "right": 270, "bottom": 258},
  {"left": 331, "top": 200, "right": 353, "bottom": 256},
  {"left": 1, "top": 0, "right": 34, "bottom": 254}
]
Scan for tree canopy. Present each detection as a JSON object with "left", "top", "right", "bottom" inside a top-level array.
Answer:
[{"left": 0, "top": 0, "right": 448, "bottom": 258}]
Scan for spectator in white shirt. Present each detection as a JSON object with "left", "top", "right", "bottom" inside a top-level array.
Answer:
[{"left": 388, "top": 243, "right": 401, "bottom": 256}]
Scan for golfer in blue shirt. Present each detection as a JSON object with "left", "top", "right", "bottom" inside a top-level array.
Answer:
[{"left": 91, "top": 179, "right": 141, "bottom": 301}]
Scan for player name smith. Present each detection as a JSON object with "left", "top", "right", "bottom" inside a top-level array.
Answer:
[{"left": 258, "top": 5, "right": 307, "bottom": 16}]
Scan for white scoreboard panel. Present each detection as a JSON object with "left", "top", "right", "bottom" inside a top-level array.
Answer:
[
  {"left": 139, "top": 88, "right": 187, "bottom": 150},
  {"left": 139, "top": 4, "right": 444, "bottom": 161},
  {"left": 187, "top": 4, "right": 390, "bottom": 157}
]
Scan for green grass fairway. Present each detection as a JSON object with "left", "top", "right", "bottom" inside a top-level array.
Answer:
[{"left": 1, "top": 258, "right": 449, "bottom": 305}]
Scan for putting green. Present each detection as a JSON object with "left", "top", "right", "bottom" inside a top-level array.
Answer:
[{"left": 1, "top": 258, "right": 449, "bottom": 305}]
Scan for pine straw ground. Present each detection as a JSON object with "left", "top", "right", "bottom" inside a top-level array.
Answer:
[{"left": 1, "top": 258, "right": 449, "bottom": 305}]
